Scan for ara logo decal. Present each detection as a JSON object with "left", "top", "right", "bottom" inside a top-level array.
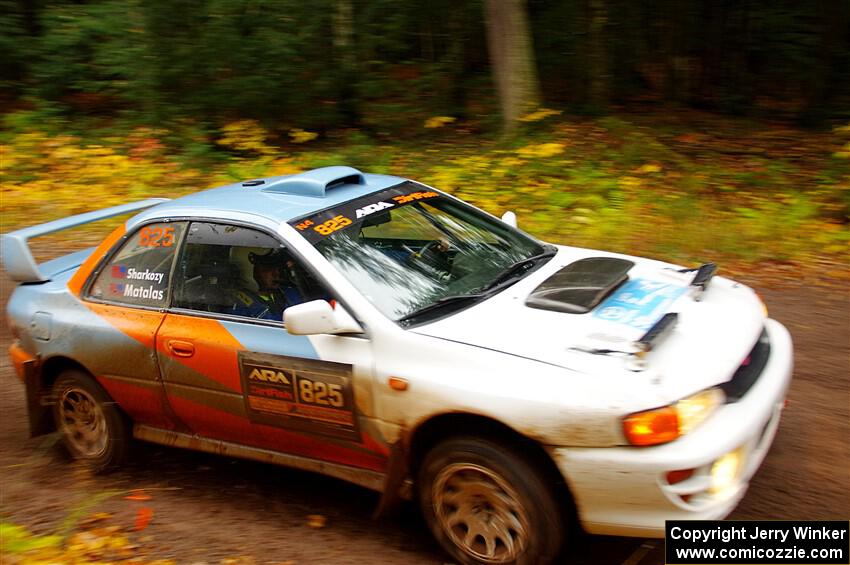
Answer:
[
  {"left": 248, "top": 367, "right": 292, "bottom": 385},
  {"left": 355, "top": 201, "right": 394, "bottom": 218}
]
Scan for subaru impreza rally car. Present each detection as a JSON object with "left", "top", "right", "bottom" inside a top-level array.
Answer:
[{"left": 3, "top": 166, "right": 793, "bottom": 564}]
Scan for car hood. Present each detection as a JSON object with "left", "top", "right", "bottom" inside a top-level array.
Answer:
[{"left": 411, "top": 245, "right": 765, "bottom": 403}]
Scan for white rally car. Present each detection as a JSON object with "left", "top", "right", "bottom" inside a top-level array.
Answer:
[{"left": 3, "top": 166, "right": 793, "bottom": 564}]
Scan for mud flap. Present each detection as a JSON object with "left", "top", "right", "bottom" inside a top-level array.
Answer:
[
  {"left": 24, "top": 360, "right": 53, "bottom": 437},
  {"left": 372, "top": 441, "right": 409, "bottom": 520}
]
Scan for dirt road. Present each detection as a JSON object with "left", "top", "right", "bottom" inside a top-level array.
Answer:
[{"left": 1, "top": 276, "right": 847, "bottom": 564}]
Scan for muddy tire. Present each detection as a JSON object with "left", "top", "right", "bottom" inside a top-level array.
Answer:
[
  {"left": 52, "top": 370, "right": 129, "bottom": 473},
  {"left": 418, "top": 436, "right": 565, "bottom": 565}
]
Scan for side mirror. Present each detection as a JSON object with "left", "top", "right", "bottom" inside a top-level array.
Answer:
[
  {"left": 284, "top": 300, "right": 363, "bottom": 335},
  {"left": 501, "top": 210, "right": 517, "bottom": 228}
]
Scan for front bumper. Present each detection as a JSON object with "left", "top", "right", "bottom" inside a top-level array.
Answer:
[{"left": 551, "top": 318, "right": 793, "bottom": 537}]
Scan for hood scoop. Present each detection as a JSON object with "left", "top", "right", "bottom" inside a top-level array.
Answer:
[{"left": 525, "top": 257, "right": 634, "bottom": 314}]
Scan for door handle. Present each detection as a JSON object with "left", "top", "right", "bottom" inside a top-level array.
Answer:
[{"left": 167, "top": 339, "right": 195, "bottom": 357}]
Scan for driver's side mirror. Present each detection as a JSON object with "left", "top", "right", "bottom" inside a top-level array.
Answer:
[
  {"left": 501, "top": 210, "right": 517, "bottom": 228},
  {"left": 284, "top": 300, "right": 363, "bottom": 335}
]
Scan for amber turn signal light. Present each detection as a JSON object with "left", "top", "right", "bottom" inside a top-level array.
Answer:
[
  {"left": 622, "top": 406, "right": 679, "bottom": 446},
  {"left": 388, "top": 376, "right": 409, "bottom": 391}
]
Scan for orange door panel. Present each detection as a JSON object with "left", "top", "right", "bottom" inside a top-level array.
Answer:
[
  {"left": 155, "top": 312, "right": 388, "bottom": 472},
  {"left": 82, "top": 303, "right": 177, "bottom": 430}
]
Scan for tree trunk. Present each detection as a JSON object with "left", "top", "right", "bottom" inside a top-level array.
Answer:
[
  {"left": 484, "top": 0, "right": 541, "bottom": 133},
  {"left": 586, "top": 0, "right": 608, "bottom": 109},
  {"left": 800, "top": 0, "right": 847, "bottom": 125},
  {"left": 333, "top": 0, "right": 359, "bottom": 126}
]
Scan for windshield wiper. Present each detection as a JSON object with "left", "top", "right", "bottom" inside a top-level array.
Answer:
[
  {"left": 481, "top": 247, "right": 558, "bottom": 293},
  {"left": 397, "top": 293, "right": 485, "bottom": 325}
]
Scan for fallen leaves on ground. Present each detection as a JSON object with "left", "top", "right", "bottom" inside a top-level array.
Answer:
[
  {"left": 306, "top": 514, "right": 326, "bottom": 529},
  {"left": 0, "top": 511, "right": 285, "bottom": 564}
]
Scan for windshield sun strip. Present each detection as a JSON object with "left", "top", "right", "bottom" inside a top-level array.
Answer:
[{"left": 289, "top": 182, "right": 441, "bottom": 244}]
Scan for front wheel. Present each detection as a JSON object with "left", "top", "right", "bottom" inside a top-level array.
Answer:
[
  {"left": 52, "top": 370, "right": 129, "bottom": 473},
  {"left": 418, "top": 437, "right": 565, "bottom": 565}
]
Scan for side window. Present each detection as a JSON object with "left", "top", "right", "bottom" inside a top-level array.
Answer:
[
  {"left": 172, "top": 222, "right": 329, "bottom": 321},
  {"left": 88, "top": 222, "right": 186, "bottom": 308}
]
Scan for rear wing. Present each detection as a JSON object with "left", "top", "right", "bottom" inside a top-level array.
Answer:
[{"left": 2, "top": 199, "right": 169, "bottom": 283}]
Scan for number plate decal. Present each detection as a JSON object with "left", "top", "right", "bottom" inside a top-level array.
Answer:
[{"left": 238, "top": 351, "right": 359, "bottom": 441}]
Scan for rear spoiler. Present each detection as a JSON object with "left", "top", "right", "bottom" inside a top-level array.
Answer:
[{"left": 2, "top": 199, "right": 169, "bottom": 283}]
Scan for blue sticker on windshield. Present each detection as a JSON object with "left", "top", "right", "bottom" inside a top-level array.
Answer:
[{"left": 593, "top": 279, "right": 687, "bottom": 330}]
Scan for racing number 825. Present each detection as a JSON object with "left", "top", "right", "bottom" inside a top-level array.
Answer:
[
  {"left": 139, "top": 226, "right": 175, "bottom": 247},
  {"left": 313, "top": 215, "right": 352, "bottom": 236},
  {"left": 298, "top": 378, "right": 344, "bottom": 407}
]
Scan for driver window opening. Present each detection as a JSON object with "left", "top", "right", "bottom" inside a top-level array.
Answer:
[{"left": 172, "top": 222, "right": 328, "bottom": 321}]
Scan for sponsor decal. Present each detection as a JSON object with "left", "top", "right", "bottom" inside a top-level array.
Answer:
[
  {"left": 391, "top": 190, "right": 438, "bottom": 204},
  {"left": 248, "top": 366, "right": 293, "bottom": 385},
  {"left": 121, "top": 284, "right": 165, "bottom": 301},
  {"left": 289, "top": 181, "right": 441, "bottom": 243},
  {"left": 239, "top": 352, "right": 358, "bottom": 441},
  {"left": 122, "top": 268, "right": 165, "bottom": 284},
  {"left": 105, "top": 267, "right": 165, "bottom": 301},
  {"left": 355, "top": 201, "right": 394, "bottom": 218},
  {"left": 593, "top": 278, "right": 687, "bottom": 330}
]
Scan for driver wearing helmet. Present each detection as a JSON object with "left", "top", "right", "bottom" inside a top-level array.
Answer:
[{"left": 232, "top": 250, "right": 303, "bottom": 320}]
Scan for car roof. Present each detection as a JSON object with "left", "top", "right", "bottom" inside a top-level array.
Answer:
[{"left": 129, "top": 166, "right": 408, "bottom": 228}]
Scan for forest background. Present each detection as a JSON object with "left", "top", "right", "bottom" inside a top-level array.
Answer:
[
  {"left": 1, "top": 1, "right": 849, "bottom": 562},
  {"left": 1, "top": 0, "right": 849, "bottom": 277}
]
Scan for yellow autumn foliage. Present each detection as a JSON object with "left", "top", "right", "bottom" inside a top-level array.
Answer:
[
  {"left": 424, "top": 116, "right": 456, "bottom": 129},
  {"left": 1, "top": 130, "right": 208, "bottom": 230},
  {"left": 833, "top": 141, "right": 850, "bottom": 159},
  {"left": 519, "top": 108, "right": 563, "bottom": 122},
  {"left": 1, "top": 113, "right": 846, "bottom": 272},
  {"left": 289, "top": 128, "right": 318, "bottom": 144},
  {"left": 516, "top": 142, "right": 566, "bottom": 159},
  {"left": 637, "top": 163, "right": 662, "bottom": 174},
  {"left": 0, "top": 520, "right": 180, "bottom": 565},
  {"left": 217, "top": 120, "right": 276, "bottom": 155}
]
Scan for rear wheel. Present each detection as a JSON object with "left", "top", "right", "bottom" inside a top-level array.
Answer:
[
  {"left": 52, "top": 370, "right": 129, "bottom": 472},
  {"left": 418, "top": 437, "right": 565, "bottom": 565}
]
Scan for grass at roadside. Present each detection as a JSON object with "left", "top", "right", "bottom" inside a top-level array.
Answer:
[{"left": 2, "top": 111, "right": 848, "bottom": 281}]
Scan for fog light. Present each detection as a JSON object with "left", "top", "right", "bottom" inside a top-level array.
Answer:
[
  {"left": 710, "top": 448, "right": 745, "bottom": 498},
  {"left": 666, "top": 468, "right": 695, "bottom": 485}
]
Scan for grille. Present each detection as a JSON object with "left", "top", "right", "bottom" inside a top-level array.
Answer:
[{"left": 720, "top": 328, "right": 771, "bottom": 403}]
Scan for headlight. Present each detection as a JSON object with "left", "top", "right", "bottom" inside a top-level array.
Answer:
[{"left": 623, "top": 388, "right": 725, "bottom": 446}]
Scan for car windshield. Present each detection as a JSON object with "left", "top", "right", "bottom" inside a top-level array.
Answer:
[{"left": 290, "top": 182, "right": 550, "bottom": 324}]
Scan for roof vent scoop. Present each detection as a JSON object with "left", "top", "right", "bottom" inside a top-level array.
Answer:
[{"left": 261, "top": 166, "right": 365, "bottom": 198}]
